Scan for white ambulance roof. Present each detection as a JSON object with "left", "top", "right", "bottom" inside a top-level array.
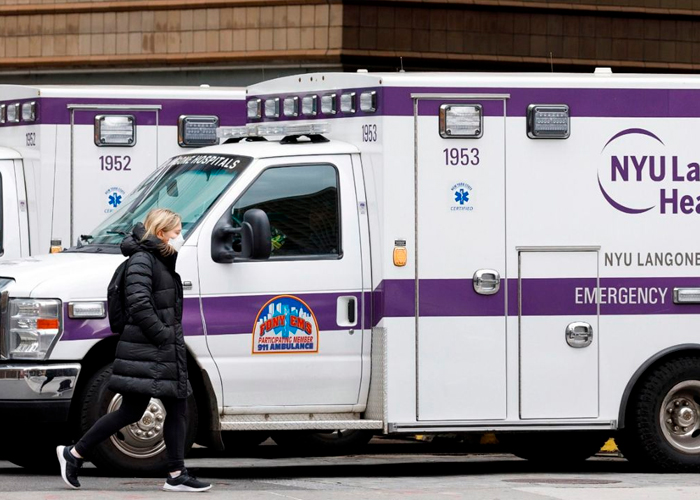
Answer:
[
  {"left": 250, "top": 71, "right": 700, "bottom": 93},
  {"left": 0, "top": 146, "right": 22, "bottom": 159},
  {"left": 191, "top": 138, "right": 359, "bottom": 159},
  {"left": 0, "top": 85, "right": 243, "bottom": 100}
]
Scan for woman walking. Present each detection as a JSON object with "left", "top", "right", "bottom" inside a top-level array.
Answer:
[{"left": 57, "top": 208, "right": 211, "bottom": 492}]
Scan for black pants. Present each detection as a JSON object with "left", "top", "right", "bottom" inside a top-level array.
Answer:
[{"left": 75, "top": 393, "right": 187, "bottom": 472}]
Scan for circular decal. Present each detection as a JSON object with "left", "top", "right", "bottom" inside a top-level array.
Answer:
[{"left": 252, "top": 295, "right": 319, "bottom": 354}]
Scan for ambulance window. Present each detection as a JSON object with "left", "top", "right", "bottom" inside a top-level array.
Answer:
[{"left": 232, "top": 164, "right": 340, "bottom": 258}]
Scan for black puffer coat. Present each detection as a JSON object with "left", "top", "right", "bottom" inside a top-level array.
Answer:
[{"left": 109, "top": 223, "right": 191, "bottom": 399}]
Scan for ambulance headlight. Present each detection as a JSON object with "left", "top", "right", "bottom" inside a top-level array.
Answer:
[
  {"left": 6, "top": 103, "right": 20, "bottom": 124},
  {"left": 95, "top": 115, "right": 136, "bottom": 147},
  {"left": 321, "top": 94, "right": 337, "bottom": 115},
  {"left": 302, "top": 95, "right": 318, "bottom": 116},
  {"left": 247, "top": 99, "right": 262, "bottom": 120},
  {"left": 264, "top": 98, "right": 280, "bottom": 119},
  {"left": 340, "top": 93, "right": 356, "bottom": 114},
  {"left": 21, "top": 101, "right": 36, "bottom": 122},
  {"left": 527, "top": 104, "right": 570, "bottom": 139},
  {"left": 360, "top": 91, "right": 377, "bottom": 113},
  {"left": 178, "top": 115, "right": 219, "bottom": 147},
  {"left": 674, "top": 288, "right": 700, "bottom": 304},
  {"left": 2, "top": 299, "right": 62, "bottom": 360},
  {"left": 0, "top": 104, "right": 6, "bottom": 124},
  {"left": 439, "top": 104, "right": 482, "bottom": 139},
  {"left": 283, "top": 96, "right": 299, "bottom": 117}
]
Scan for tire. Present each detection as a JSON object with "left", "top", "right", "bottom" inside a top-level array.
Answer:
[
  {"left": 617, "top": 356, "right": 700, "bottom": 472},
  {"left": 220, "top": 431, "right": 269, "bottom": 455},
  {"left": 500, "top": 432, "right": 608, "bottom": 464},
  {"left": 78, "top": 364, "right": 198, "bottom": 475},
  {"left": 271, "top": 430, "right": 374, "bottom": 453}
]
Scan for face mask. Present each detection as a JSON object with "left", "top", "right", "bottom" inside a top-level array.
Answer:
[{"left": 169, "top": 233, "right": 185, "bottom": 252}]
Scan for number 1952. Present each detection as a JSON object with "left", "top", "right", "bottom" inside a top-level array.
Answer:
[{"left": 100, "top": 155, "right": 132, "bottom": 171}]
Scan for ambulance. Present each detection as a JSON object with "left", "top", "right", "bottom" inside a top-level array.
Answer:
[
  {"left": 1, "top": 70, "right": 700, "bottom": 473},
  {"left": 0, "top": 85, "right": 245, "bottom": 260}
]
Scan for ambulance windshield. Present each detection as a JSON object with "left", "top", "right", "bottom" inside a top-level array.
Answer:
[{"left": 87, "top": 153, "right": 251, "bottom": 246}]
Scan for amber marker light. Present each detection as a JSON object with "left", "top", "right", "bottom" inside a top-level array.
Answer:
[
  {"left": 37, "top": 318, "right": 60, "bottom": 330},
  {"left": 393, "top": 240, "right": 407, "bottom": 267}
]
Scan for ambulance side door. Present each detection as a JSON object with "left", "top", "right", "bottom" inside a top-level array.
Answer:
[
  {"left": 198, "top": 154, "right": 366, "bottom": 409},
  {"left": 0, "top": 159, "right": 28, "bottom": 259}
]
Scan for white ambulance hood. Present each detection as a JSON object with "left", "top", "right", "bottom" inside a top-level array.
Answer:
[{"left": 0, "top": 252, "right": 125, "bottom": 299}]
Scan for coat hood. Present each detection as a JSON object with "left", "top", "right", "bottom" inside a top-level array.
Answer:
[
  {"left": 121, "top": 222, "right": 178, "bottom": 271},
  {"left": 121, "top": 222, "right": 162, "bottom": 257}
]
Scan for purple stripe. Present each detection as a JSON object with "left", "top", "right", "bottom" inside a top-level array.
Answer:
[
  {"left": 251, "top": 86, "right": 700, "bottom": 119},
  {"left": 201, "top": 292, "right": 362, "bottom": 336},
  {"left": 0, "top": 97, "right": 245, "bottom": 127},
  {"left": 61, "top": 277, "right": 699, "bottom": 342}
]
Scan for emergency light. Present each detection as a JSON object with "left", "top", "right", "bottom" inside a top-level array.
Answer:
[
  {"left": 264, "top": 98, "right": 280, "bottom": 118},
  {"left": 95, "top": 115, "right": 136, "bottom": 146},
  {"left": 217, "top": 122, "right": 331, "bottom": 140},
  {"left": 178, "top": 115, "right": 219, "bottom": 147},
  {"left": 321, "top": 94, "right": 337, "bottom": 115},
  {"left": 527, "top": 105, "right": 570, "bottom": 139},
  {"left": 439, "top": 104, "right": 482, "bottom": 138},
  {"left": 283, "top": 96, "right": 299, "bottom": 117},
  {"left": 6, "top": 103, "right": 20, "bottom": 123},
  {"left": 247, "top": 99, "right": 262, "bottom": 119},
  {"left": 0, "top": 104, "right": 6, "bottom": 124},
  {"left": 360, "top": 91, "right": 377, "bottom": 113},
  {"left": 340, "top": 93, "right": 356, "bottom": 114},
  {"left": 21, "top": 101, "right": 36, "bottom": 122},
  {"left": 302, "top": 95, "right": 318, "bottom": 116}
]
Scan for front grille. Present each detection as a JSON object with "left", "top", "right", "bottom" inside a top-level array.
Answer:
[{"left": 0, "top": 278, "right": 12, "bottom": 360}]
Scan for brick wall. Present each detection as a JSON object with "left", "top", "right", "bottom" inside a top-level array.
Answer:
[{"left": 0, "top": 1, "right": 699, "bottom": 73}]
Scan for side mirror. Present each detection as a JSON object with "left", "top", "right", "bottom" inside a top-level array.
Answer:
[{"left": 211, "top": 208, "right": 271, "bottom": 264}]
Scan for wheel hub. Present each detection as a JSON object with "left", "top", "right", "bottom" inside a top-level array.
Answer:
[
  {"left": 660, "top": 381, "right": 700, "bottom": 453},
  {"left": 107, "top": 395, "right": 167, "bottom": 459}
]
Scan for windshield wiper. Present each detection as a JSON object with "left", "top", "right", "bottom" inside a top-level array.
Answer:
[
  {"left": 79, "top": 234, "right": 93, "bottom": 242},
  {"left": 106, "top": 230, "right": 128, "bottom": 236}
]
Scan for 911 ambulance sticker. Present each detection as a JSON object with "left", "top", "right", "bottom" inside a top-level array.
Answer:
[{"left": 252, "top": 295, "right": 319, "bottom": 354}]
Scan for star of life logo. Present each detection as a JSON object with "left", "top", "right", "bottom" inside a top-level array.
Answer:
[
  {"left": 104, "top": 187, "right": 125, "bottom": 214},
  {"left": 451, "top": 182, "right": 474, "bottom": 211},
  {"left": 252, "top": 295, "right": 319, "bottom": 354}
]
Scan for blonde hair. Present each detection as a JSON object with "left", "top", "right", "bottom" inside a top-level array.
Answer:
[{"left": 142, "top": 208, "right": 182, "bottom": 256}]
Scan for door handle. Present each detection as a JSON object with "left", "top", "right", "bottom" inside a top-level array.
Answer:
[
  {"left": 337, "top": 296, "right": 358, "bottom": 328},
  {"left": 565, "top": 322, "right": 593, "bottom": 348},
  {"left": 473, "top": 269, "right": 501, "bottom": 295}
]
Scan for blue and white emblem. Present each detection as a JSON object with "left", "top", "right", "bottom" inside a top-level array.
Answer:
[{"left": 450, "top": 182, "right": 474, "bottom": 211}]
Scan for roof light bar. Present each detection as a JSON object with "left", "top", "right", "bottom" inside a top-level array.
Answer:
[{"left": 217, "top": 122, "right": 331, "bottom": 139}]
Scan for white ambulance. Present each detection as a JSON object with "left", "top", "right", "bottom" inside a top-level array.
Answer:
[
  {"left": 0, "top": 85, "right": 244, "bottom": 260},
  {"left": 1, "top": 70, "right": 699, "bottom": 473}
]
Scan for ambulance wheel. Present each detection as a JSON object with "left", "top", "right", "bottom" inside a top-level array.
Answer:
[
  {"left": 220, "top": 431, "right": 269, "bottom": 455},
  {"left": 500, "top": 432, "right": 607, "bottom": 464},
  {"left": 78, "top": 364, "right": 198, "bottom": 475},
  {"left": 617, "top": 356, "right": 700, "bottom": 472},
  {"left": 271, "top": 430, "right": 374, "bottom": 451}
]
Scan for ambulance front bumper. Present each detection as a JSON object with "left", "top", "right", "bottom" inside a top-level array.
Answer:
[{"left": 0, "top": 363, "right": 80, "bottom": 424}]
